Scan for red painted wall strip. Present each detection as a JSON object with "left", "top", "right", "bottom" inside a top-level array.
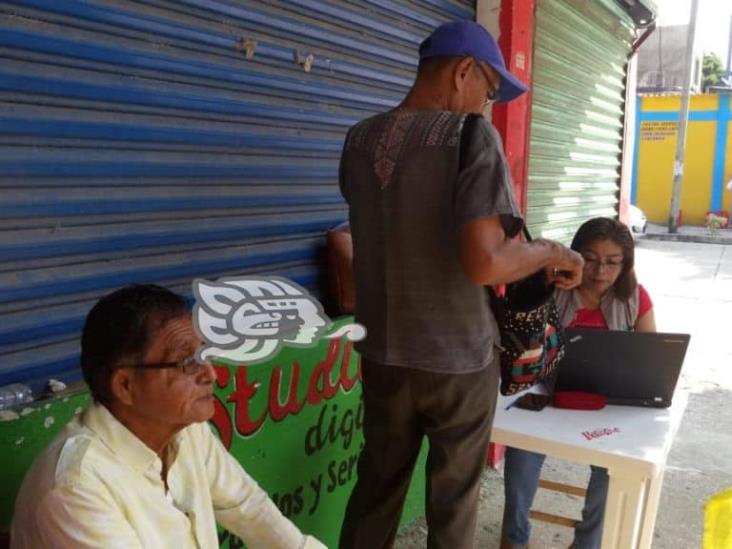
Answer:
[
  {"left": 618, "top": 57, "right": 637, "bottom": 225},
  {"left": 492, "top": 0, "right": 535, "bottom": 214},
  {"left": 487, "top": 0, "right": 535, "bottom": 469}
]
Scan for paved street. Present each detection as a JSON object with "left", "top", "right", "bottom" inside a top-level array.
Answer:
[
  {"left": 633, "top": 239, "right": 732, "bottom": 549},
  {"left": 395, "top": 238, "right": 732, "bottom": 548}
]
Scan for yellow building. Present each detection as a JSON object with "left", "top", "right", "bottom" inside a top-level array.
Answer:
[{"left": 632, "top": 94, "right": 732, "bottom": 225}]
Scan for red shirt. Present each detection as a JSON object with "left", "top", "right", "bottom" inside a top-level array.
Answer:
[{"left": 569, "top": 285, "right": 652, "bottom": 329}]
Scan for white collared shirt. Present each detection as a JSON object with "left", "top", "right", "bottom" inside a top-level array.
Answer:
[{"left": 11, "top": 403, "right": 324, "bottom": 549}]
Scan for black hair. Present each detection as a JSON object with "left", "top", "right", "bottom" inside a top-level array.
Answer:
[
  {"left": 571, "top": 217, "right": 637, "bottom": 301},
  {"left": 80, "top": 284, "right": 188, "bottom": 404}
]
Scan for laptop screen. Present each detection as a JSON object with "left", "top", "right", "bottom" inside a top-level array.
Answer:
[{"left": 553, "top": 329, "right": 690, "bottom": 407}]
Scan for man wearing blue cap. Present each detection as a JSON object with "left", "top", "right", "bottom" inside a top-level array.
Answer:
[{"left": 338, "top": 20, "right": 583, "bottom": 549}]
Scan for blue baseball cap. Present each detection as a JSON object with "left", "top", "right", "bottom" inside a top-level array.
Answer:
[{"left": 419, "top": 20, "right": 529, "bottom": 103}]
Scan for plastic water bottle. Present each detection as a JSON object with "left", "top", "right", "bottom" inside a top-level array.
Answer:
[{"left": 0, "top": 383, "right": 33, "bottom": 411}]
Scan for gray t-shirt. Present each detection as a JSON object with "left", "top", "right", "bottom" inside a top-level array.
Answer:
[{"left": 339, "top": 110, "right": 522, "bottom": 373}]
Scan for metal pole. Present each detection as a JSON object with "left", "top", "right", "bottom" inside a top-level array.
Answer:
[{"left": 668, "top": 0, "right": 700, "bottom": 233}]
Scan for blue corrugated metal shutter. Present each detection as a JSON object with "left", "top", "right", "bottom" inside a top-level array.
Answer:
[{"left": 0, "top": 0, "right": 474, "bottom": 390}]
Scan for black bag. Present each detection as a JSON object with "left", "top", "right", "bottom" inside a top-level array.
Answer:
[{"left": 489, "top": 229, "right": 566, "bottom": 396}]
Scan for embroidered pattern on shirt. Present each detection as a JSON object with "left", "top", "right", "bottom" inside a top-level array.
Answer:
[
  {"left": 346, "top": 111, "right": 466, "bottom": 189},
  {"left": 372, "top": 110, "right": 415, "bottom": 189}
]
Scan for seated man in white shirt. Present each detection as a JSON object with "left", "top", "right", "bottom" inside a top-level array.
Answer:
[{"left": 11, "top": 284, "right": 325, "bottom": 549}]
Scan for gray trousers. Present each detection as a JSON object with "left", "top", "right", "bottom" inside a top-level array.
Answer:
[{"left": 339, "top": 356, "right": 499, "bottom": 549}]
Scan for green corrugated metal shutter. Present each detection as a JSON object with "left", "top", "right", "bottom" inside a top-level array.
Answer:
[{"left": 527, "top": 0, "right": 636, "bottom": 242}]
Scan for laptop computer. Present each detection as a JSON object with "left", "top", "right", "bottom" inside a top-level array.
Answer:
[{"left": 553, "top": 328, "right": 690, "bottom": 407}]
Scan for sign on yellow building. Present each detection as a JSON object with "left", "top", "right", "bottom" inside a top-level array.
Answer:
[{"left": 632, "top": 94, "right": 731, "bottom": 225}]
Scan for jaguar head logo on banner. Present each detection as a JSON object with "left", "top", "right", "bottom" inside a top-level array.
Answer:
[{"left": 193, "top": 277, "right": 366, "bottom": 365}]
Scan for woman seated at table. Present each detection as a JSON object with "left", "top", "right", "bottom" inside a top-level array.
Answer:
[{"left": 501, "top": 217, "right": 656, "bottom": 549}]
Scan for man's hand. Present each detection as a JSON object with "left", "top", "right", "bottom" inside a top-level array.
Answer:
[
  {"left": 459, "top": 218, "right": 584, "bottom": 287},
  {"left": 541, "top": 242, "right": 584, "bottom": 290}
]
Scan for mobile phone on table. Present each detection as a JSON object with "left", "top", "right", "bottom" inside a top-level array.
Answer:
[{"left": 513, "top": 393, "right": 551, "bottom": 411}]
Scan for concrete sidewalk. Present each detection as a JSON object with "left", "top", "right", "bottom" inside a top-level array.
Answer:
[
  {"left": 642, "top": 222, "right": 732, "bottom": 245},
  {"left": 395, "top": 239, "right": 732, "bottom": 548}
]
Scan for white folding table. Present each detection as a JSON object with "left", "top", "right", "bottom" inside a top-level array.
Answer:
[{"left": 490, "top": 390, "right": 688, "bottom": 549}]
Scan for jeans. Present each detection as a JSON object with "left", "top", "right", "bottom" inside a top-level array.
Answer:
[{"left": 502, "top": 447, "right": 609, "bottom": 549}]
